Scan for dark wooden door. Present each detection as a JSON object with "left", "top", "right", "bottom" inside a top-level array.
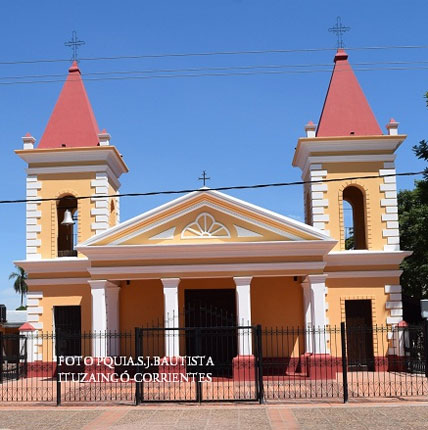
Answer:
[
  {"left": 185, "top": 289, "right": 237, "bottom": 377},
  {"left": 54, "top": 306, "right": 81, "bottom": 356},
  {"left": 345, "top": 300, "right": 374, "bottom": 370}
]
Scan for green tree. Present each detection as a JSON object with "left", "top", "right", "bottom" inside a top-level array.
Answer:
[
  {"left": 399, "top": 91, "right": 428, "bottom": 298},
  {"left": 399, "top": 187, "right": 428, "bottom": 298},
  {"left": 9, "top": 266, "right": 28, "bottom": 309}
]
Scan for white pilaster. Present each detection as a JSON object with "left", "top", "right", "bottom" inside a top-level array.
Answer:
[
  {"left": 385, "top": 284, "right": 404, "bottom": 355},
  {"left": 89, "top": 280, "right": 120, "bottom": 357},
  {"left": 301, "top": 279, "right": 312, "bottom": 353},
  {"left": 234, "top": 276, "right": 253, "bottom": 355},
  {"left": 380, "top": 162, "right": 400, "bottom": 251},
  {"left": 91, "top": 172, "right": 110, "bottom": 235},
  {"left": 26, "top": 175, "right": 42, "bottom": 260},
  {"left": 161, "top": 278, "right": 180, "bottom": 356},
  {"left": 306, "top": 274, "right": 328, "bottom": 354},
  {"left": 308, "top": 166, "right": 330, "bottom": 236}
]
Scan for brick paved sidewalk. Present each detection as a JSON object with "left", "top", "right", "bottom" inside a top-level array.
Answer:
[{"left": 1, "top": 402, "right": 428, "bottom": 429}]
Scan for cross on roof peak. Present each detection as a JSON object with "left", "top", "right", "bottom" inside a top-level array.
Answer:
[
  {"left": 198, "top": 170, "right": 211, "bottom": 187},
  {"left": 328, "top": 17, "right": 350, "bottom": 49},
  {"left": 65, "top": 31, "right": 85, "bottom": 63}
]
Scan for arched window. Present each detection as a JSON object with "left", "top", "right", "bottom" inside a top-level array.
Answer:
[
  {"left": 343, "top": 186, "right": 367, "bottom": 250},
  {"left": 57, "top": 195, "right": 78, "bottom": 257}
]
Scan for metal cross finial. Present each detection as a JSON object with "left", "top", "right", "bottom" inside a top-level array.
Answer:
[
  {"left": 198, "top": 170, "right": 211, "bottom": 187},
  {"left": 328, "top": 17, "right": 350, "bottom": 49},
  {"left": 64, "top": 31, "right": 86, "bottom": 62}
]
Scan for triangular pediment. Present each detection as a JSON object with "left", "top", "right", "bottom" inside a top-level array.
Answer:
[{"left": 80, "top": 189, "right": 331, "bottom": 247}]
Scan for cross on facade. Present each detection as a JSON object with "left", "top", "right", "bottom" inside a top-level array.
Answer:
[
  {"left": 198, "top": 170, "right": 211, "bottom": 187},
  {"left": 328, "top": 17, "right": 350, "bottom": 49},
  {"left": 65, "top": 31, "right": 86, "bottom": 62}
]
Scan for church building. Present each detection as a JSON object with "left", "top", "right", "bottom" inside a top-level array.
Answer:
[{"left": 15, "top": 50, "right": 410, "bottom": 364}]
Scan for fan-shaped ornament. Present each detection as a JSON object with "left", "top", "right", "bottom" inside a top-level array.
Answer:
[{"left": 181, "top": 213, "right": 231, "bottom": 239}]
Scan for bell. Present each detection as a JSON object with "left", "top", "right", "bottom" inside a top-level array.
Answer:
[{"left": 61, "top": 209, "right": 75, "bottom": 226}]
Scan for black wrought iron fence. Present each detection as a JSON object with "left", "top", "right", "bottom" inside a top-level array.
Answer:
[{"left": 1, "top": 322, "right": 428, "bottom": 405}]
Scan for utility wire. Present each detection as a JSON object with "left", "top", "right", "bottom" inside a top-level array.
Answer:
[
  {"left": 2, "top": 60, "right": 428, "bottom": 81},
  {"left": 1, "top": 44, "right": 428, "bottom": 65},
  {"left": 1, "top": 65, "right": 428, "bottom": 86},
  {"left": 0, "top": 170, "right": 423, "bottom": 205}
]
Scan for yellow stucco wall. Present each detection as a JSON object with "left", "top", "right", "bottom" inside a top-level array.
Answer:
[
  {"left": 119, "top": 280, "right": 164, "bottom": 330},
  {"left": 251, "top": 277, "right": 303, "bottom": 327}
]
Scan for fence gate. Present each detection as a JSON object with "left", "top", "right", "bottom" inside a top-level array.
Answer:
[{"left": 135, "top": 325, "right": 262, "bottom": 403}]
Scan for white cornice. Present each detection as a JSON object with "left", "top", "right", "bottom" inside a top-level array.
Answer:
[
  {"left": 15, "top": 146, "right": 128, "bottom": 178},
  {"left": 88, "top": 261, "right": 326, "bottom": 279},
  {"left": 77, "top": 240, "right": 336, "bottom": 261},
  {"left": 14, "top": 257, "right": 89, "bottom": 274},
  {"left": 327, "top": 270, "right": 403, "bottom": 279},
  {"left": 293, "top": 135, "right": 406, "bottom": 170},
  {"left": 326, "top": 250, "right": 411, "bottom": 267},
  {"left": 26, "top": 277, "right": 89, "bottom": 286},
  {"left": 80, "top": 189, "right": 333, "bottom": 246}
]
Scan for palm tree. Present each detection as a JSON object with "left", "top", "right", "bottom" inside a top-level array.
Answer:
[{"left": 9, "top": 266, "right": 28, "bottom": 309}]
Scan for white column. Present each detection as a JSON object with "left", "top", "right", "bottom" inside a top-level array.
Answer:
[
  {"left": 306, "top": 274, "right": 328, "bottom": 354},
  {"left": 89, "top": 280, "right": 120, "bottom": 357},
  {"left": 234, "top": 276, "right": 253, "bottom": 355},
  {"left": 161, "top": 278, "right": 180, "bottom": 357},
  {"left": 301, "top": 279, "right": 312, "bottom": 353}
]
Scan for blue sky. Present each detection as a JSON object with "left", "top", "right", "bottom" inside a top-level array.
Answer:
[{"left": 0, "top": 1, "right": 427, "bottom": 309}]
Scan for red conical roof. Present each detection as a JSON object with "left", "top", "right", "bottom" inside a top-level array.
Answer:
[
  {"left": 316, "top": 50, "right": 382, "bottom": 137},
  {"left": 38, "top": 61, "right": 100, "bottom": 148}
]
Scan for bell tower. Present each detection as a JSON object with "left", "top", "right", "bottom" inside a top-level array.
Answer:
[
  {"left": 293, "top": 50, "right": 406, "bottom": 252},
  {"left": 16, "top": 62, "right": 128, "bottom": 260}
]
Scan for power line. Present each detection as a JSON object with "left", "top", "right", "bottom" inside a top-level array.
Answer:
[
  {"left": 1, "top": 65, "right": 428, "bottom": 86},
  {"left": 2, "top": 59, "right": 428, "bottom": 81},
  {"left": 1, "top": 44, "right": 428, "bottom": 65},
  {"left": 0, "top": 170, "right": 423, "bottom": 205}
]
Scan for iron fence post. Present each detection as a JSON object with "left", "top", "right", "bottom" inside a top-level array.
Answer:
[
  {"left": 135, "top": 327, "right": 142, "bottom": 405},
  {"left": 0, "top": 332, "right": 3, "bottom": 384},
  {"left": 256, "top": 325, "right": 264, "bottom": 404},
  {"left": 195, "top": 328, "right": 202, "bottom": 403},
  {"left": 423, "top": 319, "right": 428, "bottom": 378},
  {"left": 56, "top": 329, "right": 61, "bottom": 406},
  {"left": 340, "top": 322, "right": 349, "bottom": 403}
]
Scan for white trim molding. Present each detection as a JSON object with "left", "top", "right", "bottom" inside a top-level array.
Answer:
[
  {"left": 181, "top": 212, "right": 231, "bottom": 239},
  {"left": 89, "top": 280, "right": 120, "bottom": 356},
  {"left": 234, "top": 276, "right": 253, "bottom": 355},
  {"left": 292, "top": 135, "right": 406, "bottom": 171},
  {"left": 161, "top": 278, "right": 180, "bottom": 356},
  {"left": 301, "top": 279, "right": 312, "bottom": 353},
  {"left": 91, "top": 173, "right": 110, "bottom": 235},
  {"left": 87, "top": 261, "right": 326, "bottom": 280},
  {"left": 308, "top": 166, "right": 330, "bottom": 235},
  {"left": 384, "top": 284, "right": 403, "bottom": 355},
  {"left": 26, "top": 175, "right": 42, "bottom": 260},
  {"left": 379, "top": 163, "right": 400, "bottom": 251},
  {"left": 305, "top": 274, "right": 328, "bottom": 354}
]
